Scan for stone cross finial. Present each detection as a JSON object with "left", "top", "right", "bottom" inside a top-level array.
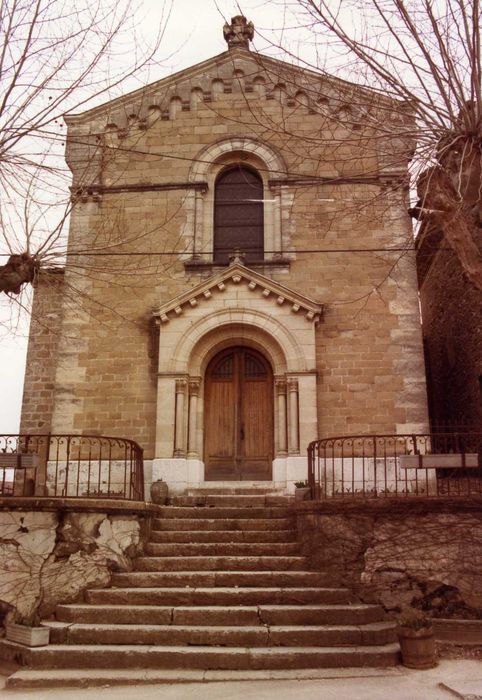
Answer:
[{"left": 223, "top": 15, "right": 254, "bottom": 50}]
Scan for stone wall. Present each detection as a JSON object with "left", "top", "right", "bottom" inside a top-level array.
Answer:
[
  {"left": 20, "top": 271, "right": 64, "bottom": 434},
  {"left": 296, "top": 499, "right": 482, "bottom": 618},
  {"left": 21, "top": 45, "right": 429, "bottom": 459},
  {"left": 418, "top": 234, "right": 482, "bottom": 431},
  {"left": 0, "top": 504, "right": 148, "bottom": 625}
]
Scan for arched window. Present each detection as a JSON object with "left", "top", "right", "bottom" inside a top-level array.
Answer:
[{"left": 213, "top": 165, "right": 264, "bottom": 264}]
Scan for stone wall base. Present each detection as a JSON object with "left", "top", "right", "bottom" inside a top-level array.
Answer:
[
  {"left": 150, "top": 456, "right": 309, "bottom": 496},
  {"left": 295, "top": 498, "right": 482, "bottom": 617}
]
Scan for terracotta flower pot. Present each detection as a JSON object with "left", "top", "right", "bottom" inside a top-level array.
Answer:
[
  {"left": 397, "top": 625, "right": 437, "bottom": 669},
  {"left": 150, "top": 479, "right": 168, "bottom": 505}
]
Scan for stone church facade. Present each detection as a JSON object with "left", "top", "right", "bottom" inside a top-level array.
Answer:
[{"left": 21, "top": 17, "right": 429, "bottom": 494}]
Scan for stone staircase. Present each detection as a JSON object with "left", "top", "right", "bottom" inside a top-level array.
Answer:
[{"left": 5, "top": 492, "right": 399, "bottom": 688}]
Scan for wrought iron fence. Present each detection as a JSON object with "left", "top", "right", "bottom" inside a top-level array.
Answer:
[
  {"left": 308, "top": 433, "right": 482, "bottom": 498},
  {"left": 0, "top": 434, "right": 144, "bottom": 501}
]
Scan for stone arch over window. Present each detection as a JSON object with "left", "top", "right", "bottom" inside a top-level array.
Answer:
[
  {"left": 213, "top": 164, "right": 264, "bottom": 263},
  {"left": 186, "top": 138, "right": 287, "bottom": 266}
]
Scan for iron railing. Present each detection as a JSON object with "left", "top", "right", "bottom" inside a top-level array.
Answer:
[
  {"left": 0, "top": 434, "right": 144, "bottom": 501},
  {"left": 308, "top": 433, "right": 482, "bottom": 498}
]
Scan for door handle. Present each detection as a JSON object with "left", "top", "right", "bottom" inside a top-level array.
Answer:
[{"left": 240, "top": 425, "right": 245, "bottom": 440}]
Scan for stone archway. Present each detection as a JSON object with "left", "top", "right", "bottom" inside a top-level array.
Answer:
[{"left": 152, "top": 268, "right": 321, "bottom": 493}]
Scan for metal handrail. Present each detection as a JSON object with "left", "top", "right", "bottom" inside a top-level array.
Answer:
[
  {"left": 308, "top": 432, "right": 482, "bottom": 499},
  {"left": 0, "top": 434, "right": 144, "bottom": 501}
]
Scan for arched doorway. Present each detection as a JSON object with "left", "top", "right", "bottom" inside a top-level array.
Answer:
[{"left": 204, "top": 346, "right": 274, "bottom": 480}]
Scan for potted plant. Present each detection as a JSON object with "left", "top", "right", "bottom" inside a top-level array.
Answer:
[
  {"left": 396, "top": 611, "right": 437, "bottom": 669},
  {"left": 5, "top": 611, "right": 50, "bottom": 648},
  {"left": 294, "top": 480, "right": 311, "bottom": 501}
]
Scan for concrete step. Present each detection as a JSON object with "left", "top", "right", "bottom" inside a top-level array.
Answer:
[
  {"left": 111, "top": 570, "right": 337, "bottom": 588},
  {"left": 153, "top": 517, "right": 294, "bottom": 531},
  {"left": 157, "top": 507, "right": 292, "bottom": 520},
  {"left": 56, "top": 604, "right": 260, "bottom": 626},
  {"left": 144, "top": 542, "right": 300, "bottom": 557},
  {"left": 55, "top": 603, "right": 385, "bottom": 627},
  {"left": 132, "top": 555, "right": 309, "bottom": 572},
  {"left": 185, "top": 484, "right": 280, "bottom": 495},
  {"left": 258, "top": 604, "right": 388, "bottom": 626},
  {"left": 6, "top": 666, "right": 403, "bottom": 689},
  {"left": 170, "top": 495, "right": 293, "bottom": 508},
  {"left": 45, "top": 622, "right": 397, "bottom": 647},
  {"left": 2, "top": 641, "right": 400, "bottom": 670},
  {"left": 149, "top": 529, "right": 297, "bottom": 543},
  {"left": 85, "top": 587, "right": 354, "bottom": 607}
]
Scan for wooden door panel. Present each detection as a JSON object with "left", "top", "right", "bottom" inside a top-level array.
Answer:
[
  {"left": 205, "top": 381, "right": 236, "bottom": 457},
  {"left": 204, "top": 347, "right": 273, "bottom": 481},
  {"left": 242, "top": 379, "right": 273, "bottom": 460}
]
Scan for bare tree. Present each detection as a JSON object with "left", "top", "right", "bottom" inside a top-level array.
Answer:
[
  {"left": 0, "top": 0, "right": 172, "bottom": 297},
  {"left": 253, "top": 0, "right": 482, "bottom": 291}
]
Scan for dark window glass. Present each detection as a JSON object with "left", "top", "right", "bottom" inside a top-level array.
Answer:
[
  {"left": 214, "top": 165, "right": 264, "bottom": 264},
  {"left": 245, "top": 352, "right": 268, "bottom": 378},
  {"left": 212, "top": 354, "right": 234, "bottom": 379}
]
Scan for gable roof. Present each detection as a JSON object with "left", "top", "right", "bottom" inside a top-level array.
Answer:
[
  {"left": 65, "top": 45, "right": 401, "bottom": 130},
  {"left": 153, "top": 261, "right": 323, "bottom": 324}
]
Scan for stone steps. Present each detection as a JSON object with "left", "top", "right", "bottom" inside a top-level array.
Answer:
[
  {"left": 3, "top": 642, "right": 399, "bottom": 671},
  {"left": 44, "top": 622, "right": 396, "bottom": 647},
  {"left": 170, "top": 495, "right": 293, "bottom": 507},
  {"left": 85, "top": 586, "right": 354, "bottom": 606},
  {"left": 154, "top": 517, "right": 294, "bottom": 531},
  {"left": 111, "top": 570, "right": 336, "bottom": 588},
  {"left": 144, "top": 542, "right": 300, "bottom": 556},
  {"left": 156, "top": 506, "right": 292, "bottom": 519},
  {"left": 5, "top": 666, "right": 404, "bottom": 689},
  {"left": 55, "top": 603, "right": 387, "bottom": 626},
  {"left": 3, "top": 498, "right": 399, "bottom": 688},
  {"left": 133, "top": 555, "right": 309, "bottom": 571},
  {"left": 149, "top": 529, "right": 297, "bottom": 543}
]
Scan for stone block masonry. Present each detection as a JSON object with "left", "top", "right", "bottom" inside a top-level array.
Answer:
[{"left": 20, "top": 30, "right": 429, "bottom": 482}]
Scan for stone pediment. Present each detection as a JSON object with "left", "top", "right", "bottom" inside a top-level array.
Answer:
[{"left": 153, "top": 262, "right": 323, "bottom": 324}]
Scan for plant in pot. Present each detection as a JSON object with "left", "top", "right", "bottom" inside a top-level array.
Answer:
[
  {"left": 294, "top": 480, "right": 311, "bottom": 501},
  {"left": 5, "top": 610, "right": 50, "bottom": 648},
  {"left": 396, "top": 610, "right": 437, "bottom": 669}
]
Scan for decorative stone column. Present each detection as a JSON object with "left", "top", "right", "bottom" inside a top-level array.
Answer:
[
  {"left": 187, "top": 378, "right": 201, "bottom": 458},
  {"left": 173, "top": 378, "right": 188, "bottom": 457},
  {"left": 273, "top": 188, "right": 282, "bottom": 256},
  {"left": 287, "top": 377, "right": 300, "bottom": 455},
  {"left": 194, "top": 189, "right": 204, "bottom": 256},
  {"left": 275, "top": 378, "right": 288, "bottom": 456}
]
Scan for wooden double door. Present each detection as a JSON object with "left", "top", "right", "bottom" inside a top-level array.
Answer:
[{"left": 204, "top": 347, "right": 273, "bottom": 481}]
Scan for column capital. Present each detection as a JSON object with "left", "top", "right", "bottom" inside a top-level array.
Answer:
[
  {"left": 275, "top": 377, "right": 287, "bottom": 394},
  {"left": 287, "top": 377, "right": 299, "bottom": 392},
  {"left": 188, "top": 377, "right": 201, "bottom": 396},
  {"left": 175, "top": 378, "right": 188, "bottom": 393}
]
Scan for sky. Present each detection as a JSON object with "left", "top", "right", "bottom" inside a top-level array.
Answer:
[{"left": 0, "top": 0, "right": 297, "bottom": 434}]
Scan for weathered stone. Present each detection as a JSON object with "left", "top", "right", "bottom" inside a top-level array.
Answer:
[
  {"left": 0, "top": 510, "right": 143, "bottom": 622},
  {"left": 296, "top": 502, "right": 482, "bottom": 616}
]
